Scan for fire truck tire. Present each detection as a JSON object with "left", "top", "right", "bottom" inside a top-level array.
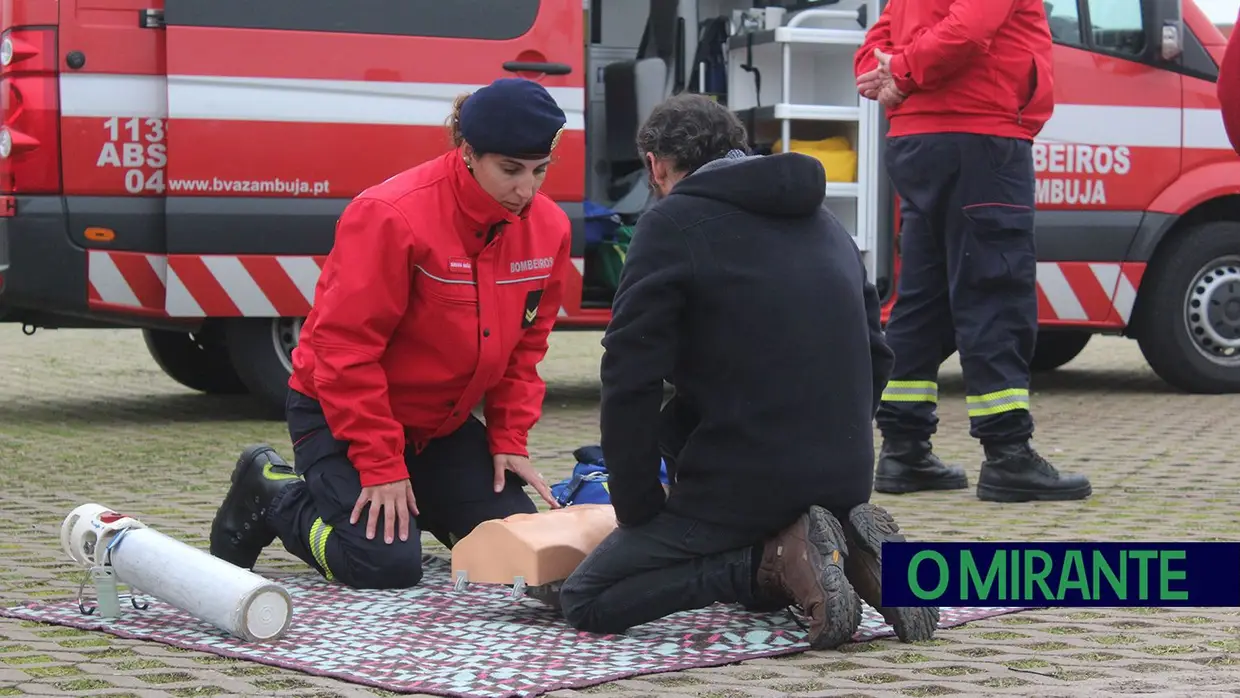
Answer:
[
  {"left": 1134, "top": 221, "right": 1240, "bottom": 394},
  {"left": 1029, "top": 330, "right": 1091, "bottom": 372},
  {"left": 223, "top": 318, "right": 301, "bottom": 419},
  {"left": 142, "top": 328, "right": 249, "bottom": 395}
]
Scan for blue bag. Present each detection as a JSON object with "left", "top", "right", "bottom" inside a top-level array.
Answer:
[
  {"left": 582, "top": 200, "right": 623, "bottom": 245},
  {"left": 550, "top": 445, "right": 670, "bottom": 507}
]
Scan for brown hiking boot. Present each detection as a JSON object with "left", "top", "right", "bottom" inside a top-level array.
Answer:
[
  {"left": 840, "top": 503, "right": 939, "bottom": 643},
  {"left": 756, "top": 505, "right": 861, "bottom": 650}
]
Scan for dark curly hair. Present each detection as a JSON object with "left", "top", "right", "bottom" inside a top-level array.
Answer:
[{"left": 636, "top": 93, "right": 750, "bottom": 175}]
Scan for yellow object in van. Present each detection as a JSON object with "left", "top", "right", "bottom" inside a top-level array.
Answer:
[{"left": 771, "top": 136, "right": 857, "bottom": 183}]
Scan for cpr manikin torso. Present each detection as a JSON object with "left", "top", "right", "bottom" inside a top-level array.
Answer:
[{"left": 450, "top": 504, "right": 617, "bottom": 597}]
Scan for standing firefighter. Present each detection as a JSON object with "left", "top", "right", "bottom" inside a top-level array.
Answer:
[{"left": 854, "top": 0, "right": 1091, "bottom": 502}]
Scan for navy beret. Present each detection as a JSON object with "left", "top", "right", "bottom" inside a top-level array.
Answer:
[{"left": 458, "top": 78, "right": 567, "bottom": 158}]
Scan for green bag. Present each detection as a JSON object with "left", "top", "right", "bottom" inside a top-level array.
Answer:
[{"left": 594, "top": 225, "right": 634, "bottom": 290}]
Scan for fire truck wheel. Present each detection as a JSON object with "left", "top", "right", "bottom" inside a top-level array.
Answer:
[
  {"left": 223, "top": 317, "right": 303, "bottom": 419},
  {"left": 142, "top": 328, "right": 249, "bottom": 395},
  {"left": 1029, "top": 330, "right": 1092, "bottom": 372},
  {"left": 1134, "top": 221, "right": 1240, "bottom": 394}
]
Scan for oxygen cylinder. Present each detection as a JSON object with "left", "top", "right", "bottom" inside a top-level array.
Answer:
[{"left": 60, "top": 503, "right": 293, "bottom": 643}]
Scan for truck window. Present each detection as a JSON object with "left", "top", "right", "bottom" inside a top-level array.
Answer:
[
  {"left": 1085, "top": 0, "right": 1147, "bottom": 56},
  {"left": 164, "top": 0, "right": 540, "bottom": 40},
  {"left": 1045, "top": 1, "right": 1084, "bottom": 46}
]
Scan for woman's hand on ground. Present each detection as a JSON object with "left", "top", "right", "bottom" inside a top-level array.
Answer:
[
  {"left": 493, "top": 454, "right": 560, "bottom": 509},
  {"left": 352, "top": 479, "right": 419, "bottom": 544}
]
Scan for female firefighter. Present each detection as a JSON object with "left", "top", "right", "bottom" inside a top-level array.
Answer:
[{"left": 208, "top": 77, "right": 574, "bottom": 589}]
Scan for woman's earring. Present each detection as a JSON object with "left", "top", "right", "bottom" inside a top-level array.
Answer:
[{"left": 463, "top": 157, "right": 473, "bottom": 172}]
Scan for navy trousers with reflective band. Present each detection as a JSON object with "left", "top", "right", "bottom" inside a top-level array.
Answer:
[
  {"left": 268, "top": 389, "right": 537, "bottom": 589},
  {"left": 876, "top": 133, "right": 1038, "bottom": 445}
]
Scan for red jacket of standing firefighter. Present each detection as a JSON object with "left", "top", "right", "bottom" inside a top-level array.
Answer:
[
  {"left": 288, "top": 79, "right": 573, "bottom": 489},
  {"left": 1218, "top": 11, "right": 1240, "bottom": 153},
  {"left": 855, "top": 0, "right": 1056, "bottom": 142}
]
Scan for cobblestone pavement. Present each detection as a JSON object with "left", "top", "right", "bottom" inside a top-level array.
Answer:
[{"left": 0, "top": 326, "right": 1238, "bottom": 698}]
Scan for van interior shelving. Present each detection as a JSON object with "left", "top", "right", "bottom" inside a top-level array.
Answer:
[{"left": 579, "top": 0, "right": 883, "bottom": 309}]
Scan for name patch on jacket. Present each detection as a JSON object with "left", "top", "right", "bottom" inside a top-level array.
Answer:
[
  {"left": 523, "top": 289, "right": 544, "bottom": 328},
  {"left": 511, "top": 257, "right": 554, "bottom": 274},
  {"left": 448, "top": 257, "right": 473, "bottom": 274}
]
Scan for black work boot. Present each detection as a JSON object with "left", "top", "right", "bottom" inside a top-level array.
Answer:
[
  {"left": 839, "top": 503, "right": 939, "bottom": 643},
  {"left": 209, "top": 444, "right": 300, "bottom": 569},
  {"left": 874, "top": 439, "right": 969, "bottom": 494},
  {"left": 755, "top": 506, "right": 862, "bottom": 650},
  {"left": 976, "top": 442, "right": 1092, "bottom": 502}
]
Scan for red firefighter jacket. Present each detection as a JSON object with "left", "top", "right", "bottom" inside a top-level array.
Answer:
[
  {"left": 855, "top": 0, "right": 1056, "bottom": 142},
  {"left": 289, "top": 151, "right": 572, "bottom": 487},
  {"left": 1219, "top": 15, "right": 1240, "bottom": 153}
]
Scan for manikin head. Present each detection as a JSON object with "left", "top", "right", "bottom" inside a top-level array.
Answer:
[
  {"left": 449, "top": 78, "right": 568, "bottom": 213},
  {"left": 637, "top": 93, "right": 750, "bottom": 199}
]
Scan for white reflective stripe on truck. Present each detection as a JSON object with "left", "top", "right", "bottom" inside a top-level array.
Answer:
[{"left": 58, "top": 73, "right": 587, "bottom": 129}]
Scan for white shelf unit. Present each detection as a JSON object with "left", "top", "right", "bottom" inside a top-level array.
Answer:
[{"left": 723, "top": 1, "right": 882, "bottom": 282}]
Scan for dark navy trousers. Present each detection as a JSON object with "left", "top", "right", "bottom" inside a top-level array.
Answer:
[
  {"left": 268, "top": 389, "right": 537, "bottom": 589},
  {"left": 876, "top": 133, "right": 1039, "bottom": 446}
]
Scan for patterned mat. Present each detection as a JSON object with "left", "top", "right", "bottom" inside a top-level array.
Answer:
[{"left": 2, "top": 557, "right": 1026, "bottom": 698}]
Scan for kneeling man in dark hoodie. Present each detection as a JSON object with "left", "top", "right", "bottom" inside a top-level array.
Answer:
[{"left": 559, "top": 94, "right": 938, "bottom": 649}]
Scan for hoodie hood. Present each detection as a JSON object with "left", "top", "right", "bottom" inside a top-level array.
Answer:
[{"left": 671, "top": 150, "right": 826, "bottom": 217}]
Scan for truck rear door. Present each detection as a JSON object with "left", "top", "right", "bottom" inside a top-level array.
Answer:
[
  {"left": 156, "top": 0, "right": 584, "bottom": 317},
  {"left": 50, "top": 0, "right": 167, "bottom": 319},
  {"left": 58, "top": 0, "right": 167, "bottom": 200}
]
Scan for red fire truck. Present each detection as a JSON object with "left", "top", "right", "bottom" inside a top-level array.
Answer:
[{"left": 1, "top": 0, "right": 1238, "bottom": 416}]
